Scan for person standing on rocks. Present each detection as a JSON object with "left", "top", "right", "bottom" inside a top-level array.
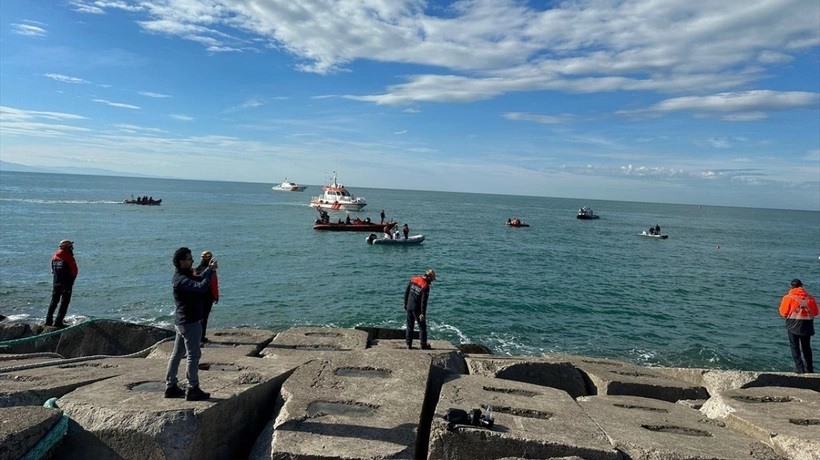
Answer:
[
  {"left": 194, "top": 251, "right": 220, "bottom": 344},
  {"left": 45, "top": 239, "right": 78, "bottom": 328},
  {"left": 404, "top": 269, "right": 436, "bottom": 350},
  {"left": 165, "top": 247, "right": 217, "bottom": 401},
  {"left": 779, "top": 279, "right": 819, "bottom": 373}
]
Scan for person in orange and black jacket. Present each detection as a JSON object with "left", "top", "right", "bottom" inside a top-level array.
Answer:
[
  {"left": 404, "top": 269, "right": 436, "bottom": 350},
  {"left": 779, "top": 279, "right": 819, "bottom": 373},
  {"left": 46, "top": 239, "right": 79, "bottom": 328},
  {"left": 195, "top": 251, "right": 220, "bottom": 344}
]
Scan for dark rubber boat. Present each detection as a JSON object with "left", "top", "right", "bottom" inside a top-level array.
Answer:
[
  {"left": 124, "top": 198, "right": 162, "bottom": 206},
  {"left": 313, "top": 220, "right": 396, "bottom": 232}
]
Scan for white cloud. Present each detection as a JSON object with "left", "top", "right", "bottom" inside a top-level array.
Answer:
[
  {"left": 92, "top": 99, "right": 141, "bottom": 109},
  {"left": 44, "top": 73, "right": 89, "bottom": 84},
  {"left": 12, "top": 22, "right": 47, "bottom": 38},
  {"left": 139, "top": 91, "right": 171, "bottom": 98},
  {"left": 170, "top": 114, "right": 194, "bottom": 121},
  {"left": 504, "top": 112, "right": 562, "bottom": 124}
]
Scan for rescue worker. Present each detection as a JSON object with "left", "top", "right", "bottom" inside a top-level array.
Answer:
[
  {"left": 402, "top": 223, "right": 409, "bottom": 239},
  {"left": 45, "top": 239, "right": 79, "bottom": 328},
  {"left": 779, "top": 279, "right": 819, "bottom": 373},
  {"left": 404, "top": 269, "right": 436, "bottom": 350}
]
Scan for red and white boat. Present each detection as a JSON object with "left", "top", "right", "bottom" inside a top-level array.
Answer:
[
  {"left": 309, "top": 172, "right": 367, "bottom": 212},
  {"left": 272, "top": 178, "right": 307, "bottom": 192}
]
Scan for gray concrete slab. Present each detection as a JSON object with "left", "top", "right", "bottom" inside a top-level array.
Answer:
[
  {"left": 0, "top": 405, "right": 63, "bottom": 460},
  {"left": 655, "top": 367, "right": 820, "bottom": 394},
  {"left": 145, "top": 339, "right": 263, "bottom": 361},
  {"left": 464, "top": 355, "right": 588, "bottom": 398},
  {"left": 55, "top": 354, "right": 296, "bottom": 460},
  {"left": 543, "top": 353, "right": 708, "bottom": 402},
  {"left": 427, "top": 374, "right": 618, "bottom": 460},
  {"left": 56, "top": 320, "right": 174, "bottom": 358},
  {"left": 700, "top": 386, "right": 820, "bottom": 460},
  {"left": 0, "top": 357, "right": 140, "bottom": 407},
  {"left": 578, "top": 395, "right": 784, "bottom": 459},
  {"left": 255, "top": 350, "right": 432, "bottom": 460},
  {"left": 367, "top": 339, "right": 466, "bottom": 375},
  {"left": 260, "top": 327, "right": 369, "bottom": 356}
]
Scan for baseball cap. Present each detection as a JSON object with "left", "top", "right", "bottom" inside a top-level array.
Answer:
[
  {"left": 791, "top": 279, "right": 803, "bottom": 287},
  {"left": 425, "top": 269, "right": 437, "bottom": 281},
  {"left": 59, "top": 240, "right": 73, "bottom": 249}
]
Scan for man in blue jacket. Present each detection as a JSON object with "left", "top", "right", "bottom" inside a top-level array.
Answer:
[{"left": 164, "top": 247, "right": 217, "bottom": 401}]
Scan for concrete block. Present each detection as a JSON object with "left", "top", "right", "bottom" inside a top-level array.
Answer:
[
  {"left": 465, "top": 355, "right": 587, "bottom": 398},
  {"left": 261, "top": 327, "right": 369, "bottom": 356},
  {"left": 655, "top": 367, "right": 820, "bottom": 394},
  {"left": 578, "top": 395, "right": 783, "bottom": 459},
  {"left": 54, "top": 355, "right": 295, "bottom": 460},
  {"left": 0, "top": 406, "right": 63, "bottom": 460},
  {"left": 544, "top": 353, "right": 708, "bottom": 402},
  {"left": 256, "top": 350, "right": 432, "bottom": 459},
  {"left": 428, "top": 374, "right": 618, "bottom": 460},
  {"left": 700, "top": 386, "right": 820, "bottom": 460},
  {"left": 0, "top": 357, "right": 138, "bottom": 407}
]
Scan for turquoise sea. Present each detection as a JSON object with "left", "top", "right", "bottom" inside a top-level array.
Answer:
[{"left": 0, "top": 171, "right": 818, "bottom": 371}]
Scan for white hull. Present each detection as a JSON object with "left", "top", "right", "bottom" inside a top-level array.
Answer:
[
  {"left": 272, "top": 185, "right": 307, "bottom": 192},
  {"left": 640, "top": 231, "right": 668, "bottom": 239},
  {"left": 272, "top": 179, "right": 307, "bottom": 192},
  {"left": 310, "top": 201, "right": 367, "bottom": 212},
  {"left": 367, "top": 234, "right": 425, "bottom": 245}
]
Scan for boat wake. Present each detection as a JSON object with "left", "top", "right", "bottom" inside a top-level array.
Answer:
[{"left": 0, "top": 198, "right": 122, "bottom": 205}]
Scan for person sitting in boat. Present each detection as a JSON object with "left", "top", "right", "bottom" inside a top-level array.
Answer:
[
  {"left": 364, "top": 217, "right": 371, "bottom": 224},
  {"left": 507, "top": 218, "right": 512, "bottom": 225},
  {"left": 654, "top": 224, "right": 661, "bottom": 235},
  {"left": 384, "top": 224, "right": 393, "bottom": 239},
  {"left": 345, "top": 215, "right": 351, "bottom": 225},
  {"left": 512, "top": 218, "right": 521, "bottom": 226},
  {"left": 648, "top": 226, "right": 655, "bottom": 235}
]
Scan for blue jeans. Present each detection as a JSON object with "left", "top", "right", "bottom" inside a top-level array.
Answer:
[
  {"left": 406, "top": 310, "right": 427, "bottom": 347},
  {"left": 165, "top": 321, "right": 202, "bottom": 387}
]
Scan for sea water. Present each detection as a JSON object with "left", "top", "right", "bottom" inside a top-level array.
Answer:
[{"left": 0, "top": 171, "right": 818, "bottom": 371}]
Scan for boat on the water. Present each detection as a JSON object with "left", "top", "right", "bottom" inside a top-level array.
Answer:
[
  {"left": 577, "top": 206, "right": 599, "bottom": 219},
  {"left": 272, "top": 178, "right": 307, "bottom": 192},
  {"left": 124, "top": 197, "right": 162, "bottom": 206},
  {"left": 366, "top": 234, "right": 425, "bottom": 245},
  {"left": 640, "top": 231, "right": 668, "bottom": 239},
  {"left": 314, "top": 220, "right": 395, "bottom": 232},
  {"left": 309, "top": 172, "right": 367, "bottom": 211},
  {"left": 506, "top": 218, "right": 529, "bottom": 227}
]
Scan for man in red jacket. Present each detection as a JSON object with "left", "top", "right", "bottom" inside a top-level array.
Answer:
[
  {"left": 46, "top": 239, "right": 79, "bottom": 328},
  {"left": 779, "top": 279, "right": 819, "bottom": 373}
]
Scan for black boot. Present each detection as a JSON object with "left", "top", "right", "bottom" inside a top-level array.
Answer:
[
  {"left": 185, "top": 386, "right": 210, "bottom": 401},
  {"left": 164, "top": 384, "right": 185, "bottom": 398}
]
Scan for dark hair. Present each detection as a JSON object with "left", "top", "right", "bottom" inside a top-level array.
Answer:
[{"left": 173, "top": 247, "right": 191, "bottom": 269}]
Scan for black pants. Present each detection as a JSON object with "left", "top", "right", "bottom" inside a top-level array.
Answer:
[
  {"left": 201, "top": 300, "right": 214, "bottom": 341},
  {"left": 406, "top": 310, "right": 427, "bottom": 347},
  {"left": 46, "top": 285, "right": 73, "bottom": 325},
  {"left": 788, "top": 332, "right": 813, "bottom": 373}
]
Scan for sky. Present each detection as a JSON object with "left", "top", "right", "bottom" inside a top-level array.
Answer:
[{"left": 1, "top": 0, "right": 819, "bottom": 210}]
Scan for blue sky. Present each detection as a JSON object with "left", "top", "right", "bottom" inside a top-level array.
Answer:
[{"left": 1, "top": 0, "right": 818, "bottom": 210}]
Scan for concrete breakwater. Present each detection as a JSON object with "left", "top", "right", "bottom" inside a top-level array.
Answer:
[{"left": 0, "top": 319, "right": 818, "bottom": 460}]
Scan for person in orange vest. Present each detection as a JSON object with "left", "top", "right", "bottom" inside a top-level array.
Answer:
[
  {"left": 46, "top": 239, "right": 79, "bottom": 328},
  {"left": 779, "top": 279, "right": 819, "bottom": 373},
  {"left": 404, "top": 269, "right": 436, "bottom": 350}
]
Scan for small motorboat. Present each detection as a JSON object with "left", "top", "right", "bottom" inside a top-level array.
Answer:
[
  {"left": 124, "top": 197, "right": 162, "bottom": 206},
  {"left": 272, "top": 178, "right": 307, "bottom": 192},
  {"left": 314, "top": 220, "right": 396, "bottom": 232},
  {"left": 506, "top": 218, "right": 529, "bottom": 227},
  {"left": 640, "top": 231, "right": 668, "bottom": 239},
  {"left": 577, "top": 206, "right": 599, "bottom": 219},
  {"left": 366, "top": 234, "right": 425, "bottom": 245},
  {"left": 309, "top": 172, "right": 367, "bottom": 212}
]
